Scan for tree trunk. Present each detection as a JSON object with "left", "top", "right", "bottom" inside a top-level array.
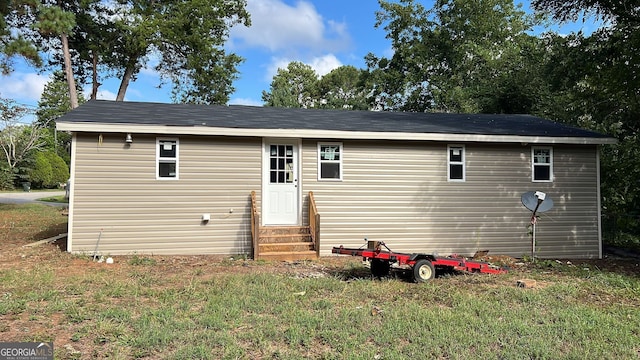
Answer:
[
  {"left": 61, "top": 33, "right": 79, "bottom": 109},
  {"left": 116, "top": 65, "right": 135, "bottom": 101},
  {"left": 91, "top": 49, "right": 99, "bottom": 100}
]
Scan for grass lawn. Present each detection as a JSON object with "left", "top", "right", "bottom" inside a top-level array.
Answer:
[{"left": 1, "top": 204, "right": 639, "bottom": 359}]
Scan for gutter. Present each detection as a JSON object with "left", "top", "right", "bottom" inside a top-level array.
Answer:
[{"left": 56, "top": 122, "right": 618, "bottom": 145}]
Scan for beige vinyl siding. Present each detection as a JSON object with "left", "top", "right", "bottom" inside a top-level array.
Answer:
[
  {"left": 69, "top": 133, "right": 261, "bottom": 255},
  {"left": 302, "top": 140, "right": 600, "bottom": 259}
]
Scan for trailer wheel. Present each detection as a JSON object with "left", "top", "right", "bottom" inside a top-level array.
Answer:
[
  {"left": 413, "top": 259, "right": 435, "bottom": 282},
  {"left": 370, "top": 259, "right": 390, "bottom": 278}
]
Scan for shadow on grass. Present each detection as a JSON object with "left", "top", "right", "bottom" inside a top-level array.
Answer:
[
  {"left": 51, "top": 235, "right": 68, "bottom": 252},
  {"left": 328, "top": 252, "right": 640, "bottom": 281},
  {"left": 328, "top": 265, "right": 374, "bottom": 282},
  {"left": 29, "top": 225, "right": 68, "bottom": 251},
  {"left": 0, "top": 204, "right": 67, "bottom": 246},
  {"left": 33, "top": 223, "right": 67, "bottom": 239},
  {"left": 35, "top": 193, "right": 69, "bottom": 204}
]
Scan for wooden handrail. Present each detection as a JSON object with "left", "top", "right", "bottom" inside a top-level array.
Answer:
[
  {"left": 250, "top": 191, "right": 260, "bottom": 260},
  {"left": 309, "top": 191, "right": 320, "bottom": 258}
]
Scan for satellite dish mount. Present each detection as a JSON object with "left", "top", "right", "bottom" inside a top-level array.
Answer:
[{"left": 521, "top": 191, "right": 554, "bottom": 260}]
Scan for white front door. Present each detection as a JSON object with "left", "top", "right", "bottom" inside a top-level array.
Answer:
[{"left": 263, "top": 141, "right": 299, "bottom": 225}]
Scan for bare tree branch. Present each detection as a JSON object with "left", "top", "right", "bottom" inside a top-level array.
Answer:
[{"left": 0, "top": 98, "right": 47, "bottom": 171}]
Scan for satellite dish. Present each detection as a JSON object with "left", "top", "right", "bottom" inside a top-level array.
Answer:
[{"left": 521, "top": 191, "right": 554, "bottom": 213}]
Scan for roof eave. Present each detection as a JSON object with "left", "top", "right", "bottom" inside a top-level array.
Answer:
[{"left": 56, "top": 122, "right": 618, "bottom": 145}]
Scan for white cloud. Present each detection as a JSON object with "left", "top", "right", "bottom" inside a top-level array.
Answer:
[
  {"left": 327, "top": 19, "right": 349, "bottom": 41},
  {"left": 229, "top": 97, "right": 263, "bottom": 106},
  {"left": 265, "top": 57, "right": 294, "bottom": 81},
  {"left": 308, "top": 54, "right": 342, "bottom": 76},
  {"left": 0, "top": 72, "right": 50, "bottom": 102},
  {"left": 96, "top": 89, "right": 118, "bottom": 101},
  {"left": 231, "top": 0, "right": 350, "bottom": 52},
  {"left": 82, "top": 86, "right": 119, "bottom": 101},
  {"left": 82, "top": 86, "right": 91, "bottom": 100}
]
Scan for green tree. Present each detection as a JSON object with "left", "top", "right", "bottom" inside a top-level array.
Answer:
[
  {"left": 47, "top": 150, "right": 68, "bottom": 185},
  {"left": 0, "top": 98, "right": 46, "bottom": 172},
  {"left": 0, "top": 161, "right": 13, "bottom": 189},
  {"left": 33, "top": 3, "right": 78, "bottom": 108},
  {"left": 28, "top": 150, "right": 68, "bottom": 188},
  {"left": 105, "top": 0, "right": 250, "bottom": 104},
  {"left": 66, "top": 0, "right": 115, "bottom": 100},
  {"left": 36, "top": 71, "right": 84, "bottom": 163},
  {"left": 3, "top": 0, "right": 250, "bottom": 105},
  {"left": 366, "top": 0, "right": 543, "bottom": 113},
  {"left": 3, "top": 2, "right": 80, "bottom": 106},
  {"left": 531, "top": 0, "right": 637, "bottom": 24},
  {"left": 262, "top": 62, "right": 320, "bottom": 108},
  {"left": 0, "top": 0, "right": 42, "bottom": 73},
  {"left": 0, "top": 97, "right": 48, "bottom": 187},
  {"left": 532, "top": 0, "right": 640, "bottom": 239},
  {"left": 318, "top": 66, "right": 369, "bottom": 110},
  {"left": 28, "top": 150, "right": 52, "bottom": 188}
]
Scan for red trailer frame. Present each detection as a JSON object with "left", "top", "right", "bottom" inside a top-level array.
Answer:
[{"left": 332, "top": 242, "right": 507, "bottom": 282}]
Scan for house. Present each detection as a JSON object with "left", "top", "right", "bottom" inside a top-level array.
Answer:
[{"left": 56, "top": 100, "right": 616, "bottom": 260}]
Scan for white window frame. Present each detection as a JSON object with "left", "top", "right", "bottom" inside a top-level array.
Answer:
[
  {"left": 532, "top": 146, "right": 553, "bottom": 182},
  {"left": 317, "top": 142, "right": 343, "bottom": 181},
  {"left": 447, "top": 144, "right": 465, "bottom": 182},
  {"left": 156, "top": 138, "right": 179, "bottom": 180}
]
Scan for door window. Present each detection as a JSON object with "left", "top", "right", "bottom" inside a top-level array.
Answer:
[{"left": 270, "top": 145, "right": 294, "bottom": 184}]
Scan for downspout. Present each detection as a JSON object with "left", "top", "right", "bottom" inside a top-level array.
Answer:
[
  {"left": 596, "top": 146, "right": 602, "bottom": 259},
  {"left": 66, "top": 132, "right": 77, "bottom": 253}
]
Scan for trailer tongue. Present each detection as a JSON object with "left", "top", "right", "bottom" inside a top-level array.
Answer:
[{"left": 332, "top": 241, "right": 507, "bottom": 282}]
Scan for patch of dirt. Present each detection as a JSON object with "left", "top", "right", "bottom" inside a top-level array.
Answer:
[
  {"left": 562, "top": 255, "right": 640, "bottom": 277},
  {"left": 3, "top": 234, "right": 639, "bottom": 279},
  {"left": 0, "top": 235, "right": 365, "bottom": 279},
  {"left": 473, "top": 254, "right": 520, "bottom": 267}
]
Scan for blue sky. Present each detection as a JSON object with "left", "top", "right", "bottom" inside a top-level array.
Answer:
[{"left": 1, "top": 0, "right": 603, "bottom": 116}]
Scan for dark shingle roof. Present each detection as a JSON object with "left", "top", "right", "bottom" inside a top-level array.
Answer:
[{"left": 58, "top": 100, "right": 611, "bottom": 139}]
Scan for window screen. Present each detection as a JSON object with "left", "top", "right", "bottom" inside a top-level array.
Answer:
[
  {"left": 157, "top": 139, "right": 178, "bottom": 179},
  {"left": 448, "top": 145, "right": 465, "bottom": 181},
  {"left": 532, "top": 147, "right": 553, "bottom": 182},
  {"left": 318, "top": 143, "right": 342, "bottom": 181}
]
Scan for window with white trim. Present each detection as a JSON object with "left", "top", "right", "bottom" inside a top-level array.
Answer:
[
  {"left": 532, "top": 147, "right": 553, "bottom": 182},
  {"left": 448, "top": 145, "right": 465, "bottom": 181},
  {"left": 157, "top": 138, "right": 178, "bottom": 179},
  {"left": 318, "top": 142, "right": 342, "bottom": 181}
]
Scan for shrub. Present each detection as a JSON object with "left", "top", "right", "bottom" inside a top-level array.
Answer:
[
  {"left": 28, "top": 152, "right": 52, "bottom": 189},
  {"left": 47, "top": 151, "right": 69, "bottom": 186},
  {"left": 0, "top": 164, "right": 15, "bottom": 190},
  {"left": 26, "top": 151, "right": 69, "bottom": 189}
]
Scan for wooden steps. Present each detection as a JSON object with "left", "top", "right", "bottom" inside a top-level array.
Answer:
[
  {"left": 256, "top": 250, "right": 318, "bottom": 262},
  {"left": 259, "top": 242, "right": 314, "bottom": 252},
  {"left": 256, "top": 226, "right": 317, "bottom": 261}
]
